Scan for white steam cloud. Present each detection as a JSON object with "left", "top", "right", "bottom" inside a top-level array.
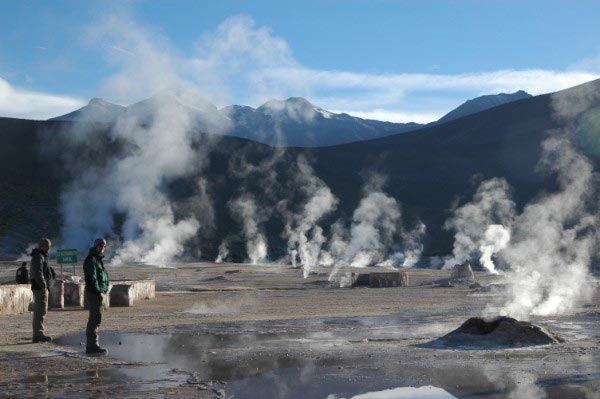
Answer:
[
  {"left": 59, "top": 16, "right": 228, "bottom": 266},
  {"left": 385, "top": 220, "right": 427, "bottom": 268},
  {"left": 215, "top": 237, "right": 232, "bottom": 264},
  {"left": 283, "top": 156, "right": 338, "bottom": 277},
  {"left": 448, "top": 82, "right": 600, "bottom": 319},
  {"left": 478, "top": 224, "right": 511, "bottom": 274},
  {"left": 61, "top": 90, "right": 221, "bottom": 266},
  {"left": 497, "top": 137, "right": 597, "bottom": 319},
  {"left": 344, "top": 190, "right": 401, "bottom": 268},
  {"left": 228, "top": 195, "right": 268, "bottom": 265},
  {"left": 328, "top": 175, "right": 426, "bottom": 284},
  {"left": 443, "top": 178, "right": 515, "bottom": 273}
]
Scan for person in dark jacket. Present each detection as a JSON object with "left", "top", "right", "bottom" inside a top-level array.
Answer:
[
  {"left": 16, "top": 262, "right": 29, "bottom": 284},
  {"left": 83, "top": 238, "right": 109, "bottom": 355},
  {"left": 30, "top": 238, "right": 52, "bottom": 343}
]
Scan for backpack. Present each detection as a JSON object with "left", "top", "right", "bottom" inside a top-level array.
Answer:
[{"left": 16, "top": 264, "right": 30, "bottom": 284}]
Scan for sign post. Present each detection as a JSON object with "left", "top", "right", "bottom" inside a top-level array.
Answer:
[{"left": 56, "top": 249, "right": 78, "bottom": 278}]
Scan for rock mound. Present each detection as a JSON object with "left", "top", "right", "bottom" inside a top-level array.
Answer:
[
  {"left": 428, "top": 316, "right": 564, "bottom": 349},
  {"left": 202, "top": 276, "right": 228, "bottom": 282},
  {"left": 472, "top": 283, "right": 510, "bottom": 294},
  {"left": 432, "top": 277, "right": 473, "bottom": 287}
]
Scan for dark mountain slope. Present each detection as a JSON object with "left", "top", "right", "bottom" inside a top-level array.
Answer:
[
  {"left": 1, "top": 79, "right": 599, "bottom": 259},
  {"left": 310, "top": 80, "right": 600, "bottom": 253}
]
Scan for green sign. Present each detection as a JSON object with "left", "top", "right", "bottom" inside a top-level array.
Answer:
[{"left": 57, "top": 249, "right": 78, "bottom": 264}]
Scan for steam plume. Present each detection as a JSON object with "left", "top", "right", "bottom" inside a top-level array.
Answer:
[
  {"left": 283, "top": 156, "right": 338, "bottom": 277},
  {"left": 328, "top": 175, "right": 426, "bottom": 284},
  {"left": 448, "top": 138, "right": 597, "bottom": 318},
  {"left": 228, "top": 194, "right": 268, "bottom": 264},
  {"left": 59, "top": 17, "right": 229, "bottom": 266},
  {"left": 443, "top": 178, "right": 515, "bottom": 273},
  {"left": 215, "top": 237, "right": 234, "bottom": 263},
  {"left": 498, "top": 137, "right": 597, "bottom": 319}
]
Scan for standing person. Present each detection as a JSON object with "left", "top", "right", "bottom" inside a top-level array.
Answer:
[
  {"left": 30, "top": 238, "right": 52, "bottom": 343},
  {"left": 83, "top": 238, "right": 109, "bottom": 355},
  {"left": 16, "top": 262, "right": 29, "bottom": 284}
]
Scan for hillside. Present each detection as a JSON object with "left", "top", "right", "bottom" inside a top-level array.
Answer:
[
  {"left": 1, "top": 79, "right": 599, "bottom": 259},
  {"left": 435, "top": 90, "right": 532, "bottom": 124}
]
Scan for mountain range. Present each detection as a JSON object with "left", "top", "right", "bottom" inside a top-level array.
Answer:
[
  {"left": 1, "top": 79, "right": 598, "bottom": 259},
  {"left": 50, "top": 90, "right": 533, "bottom": 147}
]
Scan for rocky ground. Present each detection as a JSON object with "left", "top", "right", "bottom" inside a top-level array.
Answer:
[{"left": 0, "top": 262, "right": 598, "bottom": 399}]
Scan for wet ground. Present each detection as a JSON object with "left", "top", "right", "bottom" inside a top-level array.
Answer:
[
  {"left": 49, "top": 312, "right": 599, "bottom": 398},
  {"left": 1, "top": 262, "right": 599, "bottom": 398}
]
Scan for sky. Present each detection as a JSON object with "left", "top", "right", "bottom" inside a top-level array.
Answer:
[{"left": 1, "top": 0, "right": 599, "bottom": 122}]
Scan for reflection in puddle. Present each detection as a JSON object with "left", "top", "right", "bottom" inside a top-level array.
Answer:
[
  {"left": 335, "top": 386, "right": 457, "bottom": 399},
  {"left": 57, "top": 331, "right": 461, "bottom": 398},
  {"left": 1, "top": 368, "right": 141, "bottom": 398},
  {"left": 53, "top": 314, "right": 598, "bottom": 399},
  {"left": 222, "top": 366, "right": 463, "bottom": 399}
]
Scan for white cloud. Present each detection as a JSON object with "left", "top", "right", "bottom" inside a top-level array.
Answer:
[
  {"left": 2, "top": 14, "right": 599, "bottom": 122},
  {"left": 0, "top": 78, "right": 85, "bottom": 120},
  {"left": 276, "top": 68, "right": 597, "bottom": 95},
  {"left": 185, "top": 16, "right": 598, "bottom": 122},
  {"left": 84, "top": 14, "right": 189, "bottom": 104},
  {"left": 335, "top": 109, "right": 443, "bottom": 124}
]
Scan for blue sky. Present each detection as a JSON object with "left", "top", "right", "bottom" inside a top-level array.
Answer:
[{"left": 1, "top": 0, "right": 599, "bottom": 121}]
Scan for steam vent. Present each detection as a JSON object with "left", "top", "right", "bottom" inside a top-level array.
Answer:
[{"left": 429, "top": 316, "right": 564, "bottom": 349}]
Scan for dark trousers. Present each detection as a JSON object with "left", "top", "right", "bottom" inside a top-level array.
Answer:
[
  {"left": 85, "top": 291, "right": 103, "bottom": 348},
  {"left": 32, "top": 289, "right": 48, "bottom": 338}
]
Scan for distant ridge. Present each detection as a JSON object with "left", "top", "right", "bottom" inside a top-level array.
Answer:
[
  {"left": 435, "top": 90, "right": 532, "bottom": 124},
  {"left": 51, "top": 95, "right": 420, "bottom": 146},
  {"left": 49, "top": 90, "right": 533, "bottom": 146},
  {"left": 50, "top": 98, "right": 125, "bottom": 123}
]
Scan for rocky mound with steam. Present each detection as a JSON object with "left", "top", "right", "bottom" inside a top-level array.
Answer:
[{"left": 427, "top": 316, "right": 564, "bottom": 349}]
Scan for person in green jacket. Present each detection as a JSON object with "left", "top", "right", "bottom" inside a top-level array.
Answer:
[{"left": 83, "top": 238, "right": 109, "bottom": 355}]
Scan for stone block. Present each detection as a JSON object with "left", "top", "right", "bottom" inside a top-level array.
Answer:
[
  {"left": 369, "top": 271, "right": 409, "bottom": 288},
  {"left": 110, "top": 279, "right": 155, "bottom": 301},
  {"left": 351, "top": 271, "right": 409, "bottom": 288},
  {"left": 64, "top": 282, "right": 85, "bottom": 307},
  {"left": 79, "top": 280, "right": 154, "bottom": 308},
  {"left": 451, "top": 262, "right": 475, "bottom": 280},
  {"left": 0, "top": 284, "right": 33, "bottom": 315},
  {"left": 351, "top": 273, "right": 371, "bottom": 287},
  {"left": 49, "top": 281, "right": 64, "bottom": 309},
  {"left": 109, "top": 284, "right": 134, "bottom": 307}
]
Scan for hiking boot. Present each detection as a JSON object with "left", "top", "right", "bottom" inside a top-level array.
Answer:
[
  {"left": 32, "top": 335, "right": 52, "bottom": 343},
  {"left": 86, "top": 346, "right": 108, "bottom": 355}
]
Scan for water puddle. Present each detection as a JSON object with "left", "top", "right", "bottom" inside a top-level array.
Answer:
[
  {"left": 53, "top": 315, "right": 598, "bottom": 398},
  {"left": 543, "top": 319, "right": 600, "bottom": 341},
  {"left": 334, "top": 385, "right": 456, "bottom": 398},
  {"left": 0, "top": 367, "right": 152, "bottom": 398},
  {"left": 223, "top": 367, "right": 458, "bottom": 399},
  {"left": 52, "top": 331, "right": 461, "bottom": 398}
]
